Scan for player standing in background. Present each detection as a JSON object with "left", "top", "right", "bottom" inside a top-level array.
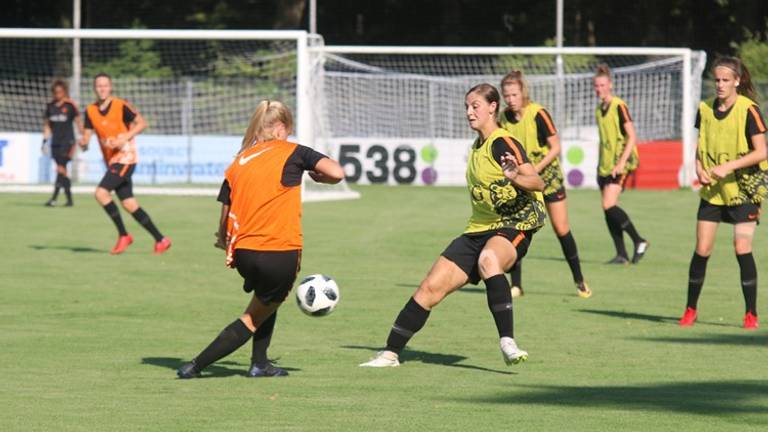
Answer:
[
  {"left": 43, "top": 80, "right": 83, "bottom": 207},
  {"left": 500, "top": 70, "right": 591, "bottom": 299},
  {"left": 360, "top": 84, "right": 546, "bottom": 368},
  {"left": 593, "top": 64, "right": 649, "bottom": 265},
  {"left": 679, "top": 57, "right": 767, "bottom": 329},
  {"left": 79, "top": 73, "right": 171, "bottom": 255},
  {"left": 177, "top": 100, "right": 344, "bottom": 378}
]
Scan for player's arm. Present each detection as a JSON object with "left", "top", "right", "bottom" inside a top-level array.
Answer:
[
  {"left": 710, "top": 105, "right": 767, "bottom": 179},
  {"left": 42, "top": 120, "right": 51, "bottom": 154},
  {"left": 214, "top": 180, "right": 231, "bottom": 250},
  {"left": 613, "top": 104, "right": 636, "bottom": 177},
  {"left": 533, "top": 110, "right": 560, "bottom": 173},
  {"left": 495, "top": 138, "right": 544, "bottom": 192},
  {"left": 309, "top": 158, "right": 344, "bottom": 184},
  {"left": 72, "top": 105, "right": 85, "bottom": 137},
  {"left": 79, "top": 111, "right": 93, "bottom": 150}
]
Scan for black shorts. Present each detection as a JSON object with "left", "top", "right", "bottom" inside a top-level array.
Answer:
[
  {"left": 543, "top": 187, "right": 567, "bottom": 203},
  {"left": 234, "top": 249, "right": 302, "bottom": 304},
  {"left": 597, "top": 172, "right": 632, "bottom": 190},
  {"left": 98, "top": 163, "right": 135, "bottom": 200},
  {"left": 51, "top": 145, "right": 75, "bottom": 167},
  {"left": 441, "top": 228, "right": 535, "bottom": 285},
  {"left": 697, "top": 199, "right": 761, "bottom": 224}
]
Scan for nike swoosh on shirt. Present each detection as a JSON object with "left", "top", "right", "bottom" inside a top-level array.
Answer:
[{"left": 238, "top": 147, "right": 272, "bottom": 165}]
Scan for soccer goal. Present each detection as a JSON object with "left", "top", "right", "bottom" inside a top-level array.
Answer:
[
  {"left": 311, "top": 46, "right": 707, "bottom": 188},
  {"left": 0, "top": 28, "right": 359, "bottom": 201}
]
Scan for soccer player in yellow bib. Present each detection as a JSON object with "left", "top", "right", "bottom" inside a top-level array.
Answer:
[
  {"left": 679, "top": 57, "right": 767, "bottom": 329},
  {"left": 360, "top": 84, "right": 546, "bottom": 368},
  {"left": 500, "top": 70, "right": 591, "bottom": 299},
  {"left": 593, "top": 64, "right": 649, "bottom": 265}
]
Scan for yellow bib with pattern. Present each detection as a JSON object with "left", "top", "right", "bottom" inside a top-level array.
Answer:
[
  {"left": 465, "top": 128, "right": 547, "bottom": 233},
  {"left": 595, "top": 96, "right": 639, "bottom": 176},
  {"left": 698, "top": 95, "right": 768, "bottom": 206}
]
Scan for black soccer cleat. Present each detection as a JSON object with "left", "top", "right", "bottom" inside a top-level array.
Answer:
[
  {"left": 44, "top": 199, "right": 56, "bottom": 207},
  {"left": 64, "top": 201, "right": 74, "bottom": 207},
  {"left": 606, "top": 255, "right": 630, "bottom": 265},
  {"left": 632, "top": 240, "right": 649, "bottom": 264},
  {"left": 247, "top": 362, "right": 289, "bottom": 378},
  {"left": 177, "top": 361, "right": 201, "bottom": 379}
]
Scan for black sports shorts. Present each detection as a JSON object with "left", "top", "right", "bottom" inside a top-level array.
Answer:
[
  {"left": 697, "top": 199, "right": 761, "bottom": 224},
  {"left": 51, "top": 144, "right": 75, "bottom": 167},
  {"left": 234, "top": 249, "right": 302, "bottom": 304},
  {"left": 442, "top": 227, "right": 535, "bottom": 285},
  {"left": 543, "top": 186, "right": 567, "bottom": 203},
  {"left": 98, "top": 163, "right": 135, "bottom": 200},
  {"left": 597, "top": 172, "right": 633, "bottom": 191}
]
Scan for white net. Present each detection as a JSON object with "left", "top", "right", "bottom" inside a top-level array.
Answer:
[
  {"left": 312, "top": 48, "right": 706, "bottom": 187},
  {"left": 0, "top": 31, "right": 358, "bottom": 200}
]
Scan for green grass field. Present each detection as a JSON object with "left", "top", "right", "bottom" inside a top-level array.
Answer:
[{"left": 1, "top": 186, "right": 767, "bottom": 431}]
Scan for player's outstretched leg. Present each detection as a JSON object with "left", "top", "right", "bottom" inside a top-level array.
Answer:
[
  {"left": 129, "top": 207, "right": 171, "bottom": 254},
  {"left": 248, "top": 311, "right": 288, "bottom": 377},
  {"left": 46, "top": 173, "right": 63, "bottom": 207},
  {"left": 603, "top": 208, "right": 629, "bottom": 264},
  {"left": 558, "top": 231, "right": 590, "bottom": 297},
  {"left": 360, "top": 257, "right": 466, "bottom": 368}
]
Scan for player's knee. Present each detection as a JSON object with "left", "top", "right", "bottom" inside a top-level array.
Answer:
[
  {"left": 552, "top": 221, "right": 570, "bottom": 237},
  {"left": 94, "top": 188, "right": 109, "bottom": 201},
  {"left": 478, "top": 249, "right": 502, "bottom": 279},
  {"left": 416, "top": 278, "right": 444, "bottom": 307},
  {"left": 734, "top": 238, "right": 753, "bottom": 255}
]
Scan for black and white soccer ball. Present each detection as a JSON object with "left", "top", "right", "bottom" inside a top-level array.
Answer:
[{"left": 295, "top": 274, "right": 340, "bottom": 317}]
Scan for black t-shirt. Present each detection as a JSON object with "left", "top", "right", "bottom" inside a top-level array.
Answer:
[
  {"left": 44, "top": 101, "right": 79, "bottom": 147},
  {"left": 694, "top": 100, "right": 767, "bottom": 143},
  {"left": 83, "top": 101, "right": 137, "bottom": 130},
  {"left": 217, "top": 144, "right": 327, "bottom": 205}
]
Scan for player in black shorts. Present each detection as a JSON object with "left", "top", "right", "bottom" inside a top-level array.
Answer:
[
  {"left": 43, "top": 80, "right": 83, "bottom": 207},
  {"left": 177, "top": 100, "right": 344, "bottom": 379}
]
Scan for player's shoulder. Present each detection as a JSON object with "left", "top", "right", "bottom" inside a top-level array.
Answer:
[{"left": 62, "top": 98, "right": 80, "bottom": 110}]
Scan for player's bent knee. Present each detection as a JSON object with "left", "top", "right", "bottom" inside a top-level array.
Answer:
[
  {"left": 415, "top": 278, "right": 445, "bottom": 308},
  {"left": 478, "top": 249, "right": 501, "bottom": 279}
]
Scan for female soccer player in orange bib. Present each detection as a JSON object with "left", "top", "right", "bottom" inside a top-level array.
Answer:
[
  {"left": 177, "top": 100, "right": 344, "bottom": 378},
  {"left": 679, "top": 57, "right": 767, "bottom": 329},
  {"left": 500, "top": 70, "right": 591, "bottom": 298},
  {"left": 593, "top": 64, "right": 648, "bottom": 265},
  {"left": 80, "top": 73, "right": 171, "bottom": 255}
]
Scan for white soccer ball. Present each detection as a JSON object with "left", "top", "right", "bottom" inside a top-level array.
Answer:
[{"left": 295, "top": 274, "right": 340, "bottom": 317}]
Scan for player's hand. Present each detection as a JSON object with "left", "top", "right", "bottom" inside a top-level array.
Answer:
[
  {"left": 710, "top": 164, "right": 731, "bottom": 180},
  {"left": 308, "top": 171, "right": 322, "bottom": 182},
  {"left": 41, "top": 139, "right": 49, "bottom": 156},
  {"left": 213, "top": 232, "right": 227, "bottom": 250},
  {"left": 500, "top": 152, "right": 519, "bottom": 180},
  {"left": 696, "top": 166, "right": 712, "bottom": 185},
  {"left": 611, "top": 161, "right": 626, "bottom": 178},
  {"left": 78, "top": 137, "right": 89, "bottom": 151}
]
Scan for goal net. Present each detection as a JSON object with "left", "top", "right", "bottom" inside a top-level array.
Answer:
[
  {"left": 311, "top": 46, "right": 706, "bottom": 188},
  {"left": 0, "top": 29, "right": 359, "bottom": 201}
]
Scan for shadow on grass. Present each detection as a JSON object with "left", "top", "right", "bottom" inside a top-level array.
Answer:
[
  {"left": 578, "top": 309, "right": 733, "bottom": 327},
  {"left": 453, "top": 380, "right": 768, "bottom": 415},
  {"left": 525, "top": 254, "right": 605, "bottom": 265},
  {"left": 343, "top": 345, "right": 514, "bottom": 375},
  {"left": 142, "top": 356, "right": 302, "bottom": 378},
  {"left": 635, "top": 333, "right": 768, "bottom": 346},
  {"left": 29, "top": 244, "right": 106, "bottom": 253}
]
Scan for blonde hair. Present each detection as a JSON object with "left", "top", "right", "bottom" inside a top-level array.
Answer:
[
  {"left": 594, "top": 64, "right": 612, "bottom": 80},
  {"left": 239, "top": 100, "right": 294, "bottom": 153},
  {"left": 500, "top": 70, "right": 531, "bottom": 108}
]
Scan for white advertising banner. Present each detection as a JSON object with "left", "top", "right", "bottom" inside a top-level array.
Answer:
[
  {"left": 0, "top": 133, "right": 33, "bottom": 183},
  {"left": 327, "top": 128, "right": 600, "bottom": 188}
]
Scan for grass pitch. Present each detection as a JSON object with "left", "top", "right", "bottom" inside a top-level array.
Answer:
[{"left": 1, "top": 186, "right": 766, "bottom": 431}]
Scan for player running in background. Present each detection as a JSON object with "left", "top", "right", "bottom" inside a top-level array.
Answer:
[
  {"left": 177, "top": 100, "right": 344, "bottom": 379},
  {"left": 679, "top": 57, "right": 767, "bottom": 329},
  {"left": 79, "top": 73, "right": 171, "bottom": 255},
  {"left": 593, "top": 64, "right": 649, "bottom": 265},
  {"left": 43, "top": 80, "right": 83, "bottom": 207},
  {"left": 500, "top": 70, "right": 591, "bottom": 299},
  {"left": 361, "top": 84, "right": 546, "bottom": 368}
]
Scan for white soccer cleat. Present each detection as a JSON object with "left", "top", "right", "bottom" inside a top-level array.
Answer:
[
  {"left": 359, "top": 350, "right": 400, "bottom": 368},
  {"left": 500, "top": 337, "right": 528, "bottom": 366}
]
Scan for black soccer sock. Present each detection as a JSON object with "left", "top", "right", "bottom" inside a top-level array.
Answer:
[
  {"left": 485, "top": 274, "right": 514, "bottom": 338},
  {"left": 509, "top": 260, "right": 522, "bottom": 288},
  {"left": 51, "top": 173, "right": 62, "bottom": 200},
  {"left": 62, "top": 175, "right": 72, "bottom": 203},
  {"left": 385, "top": 297, "right": 430, "bottom": 355},
  {"left": 252, "top": 311, "right": 277, "bottom": 367},
  {"left": 737, "top": 253, "right": 758, "bottom": 315},
  {"left": 608, "top": 205, "right": 644, "bottom": 244},
  {"left": 558, "top": 231, "right": 584, "bottom": 283},
  {"left": 604, "top": 209, "right": 628, "bottom": 258},
  {"left": 686, "top": 253, "right": 709, "bottom": 310},
  {"left": 102, "top": 201, "right": 128, "bottom": 236},
  {"left": 194, "top": 319, "right": 254, "bottom": 371},
  {"left": 131, "top": 207, "right": 164, "bottom": 242}
]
